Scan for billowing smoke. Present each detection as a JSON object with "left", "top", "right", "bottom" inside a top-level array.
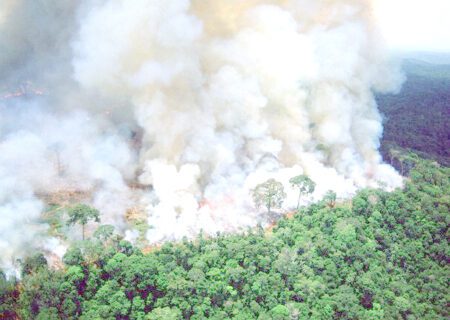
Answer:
[{"left": 0, "top": 0, "right": 403, "bottom": 272}]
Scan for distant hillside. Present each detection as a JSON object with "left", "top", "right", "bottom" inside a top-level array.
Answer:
[
  {"left": 396, "top": 51, "right": 450, "bottom": 65},
  {"left": 377, "top": 58, "right": 450, "bottom": 166}
]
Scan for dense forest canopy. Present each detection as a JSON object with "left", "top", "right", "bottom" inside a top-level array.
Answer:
[
  {"left": 1, "top": 153, "right": 448, "bottom": 319},
  {"left": 3, "top": 55, "right": 450, "bottom": 318},
  {"left": 0, "top": 0, "right": 406, "bottom": 265},
  {"left": 378, "top": 59, "right": 450, "bottom": 166},
  {"left": 1, "top": 3, "right": 449, "bottom": 317},
  {"left": 1, "top": 55, "right": 449, "bottom": 319}
]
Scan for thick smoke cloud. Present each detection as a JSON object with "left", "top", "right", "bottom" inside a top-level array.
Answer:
[{"left": 0, "top": 0, "right": 403, "bottom": 273}]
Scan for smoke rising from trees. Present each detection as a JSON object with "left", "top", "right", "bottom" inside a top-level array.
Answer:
[{"left": 0, "top": 0, "right": 403, "bottom": 272}]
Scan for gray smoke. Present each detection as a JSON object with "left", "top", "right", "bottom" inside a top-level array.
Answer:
[{"left": 0, "top": 0, "right": 404, "bottom": 273}]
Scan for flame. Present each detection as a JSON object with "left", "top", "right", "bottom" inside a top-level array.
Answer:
[
  {"left": 199, "top": 194, "right": 235, "bottom": 211},
  {"left": 1, "top": 81, "right": 46, "bottom": 100}
]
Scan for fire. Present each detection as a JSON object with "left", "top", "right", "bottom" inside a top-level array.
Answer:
[
  {"left": 38, "top": 189, "right": 91, "bottom": 208},
  {"left": 199, "top": 194, "right": 235, "bottom": 211},
  {"left": 1, "top": 81, "right": 45, "bottom": 100}
]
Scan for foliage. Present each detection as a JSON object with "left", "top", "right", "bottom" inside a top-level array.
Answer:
[
  {"left": 289, "top": 175, "right": 316, "bottom": 209},
  {"left": 323, "top": 190, "right": 337, "bottom": 208},
  {"left": 67, "top": 204, "right": 100, "bottom": 240},
  {"left": 1, "top": 156, "right": 448, "bottom": 319},
  {"left": 63, "top": 247, "right": 84, "bottom": 266},
  {"left": 378, "top": 60, "right": 450, "bottom": 166},
  {"left": 93, "top": 224, "right": 115, "bottom": 242},
  {"left": 21, "top": 253, "right": 48, "bottom": 277},
  {"left": 42, "top": 204, "right": 66, "bottom": 238},
  {"left": 252, "top": 178, "right": 286, "bottom": 214}
]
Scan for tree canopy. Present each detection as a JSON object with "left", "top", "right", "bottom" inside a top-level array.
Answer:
[
  {"left": 66, "top": 204, "right": 100, "bottom": 240},
  {"left": 289, "top": 175, "right": 316, "bottom": 209},
  {"left": 252, "top": 178, "right": 286, "bottom": 214},
  {"left": 1, "top": 155, "right": 448, "bottom": 319}
]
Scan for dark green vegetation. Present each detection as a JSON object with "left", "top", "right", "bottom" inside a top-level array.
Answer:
[
  {"left": 1, "top": 57, "right": 449, "bottom": 319},
  {"left": 378, "top": 59, "right": 450, "bottom": 166},
  {"left": 1, "top": 156, "right": 448, "bottom": 319}
]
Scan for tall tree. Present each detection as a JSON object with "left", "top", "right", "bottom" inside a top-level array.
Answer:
[
  {"left": 67, "top": 204, "right": 100, "bottom": 240},
  {"left": 252, "top": 179, "right": 286, "bottom": 214},
  {"left": 93, "top": 224, "right": 115, "bottom": 242},
  {"left": 289, "top": 175, "right": 316, "bottom": 209},
  {"left": 323, "top": 190, "right": 337, "bottom": 208}
]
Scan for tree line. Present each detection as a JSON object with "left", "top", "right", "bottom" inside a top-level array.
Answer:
[{"left": 1, "top": 154, "right": 448, "bottom": 319}]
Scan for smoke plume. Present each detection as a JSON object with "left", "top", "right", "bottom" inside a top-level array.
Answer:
[{"left": 0, "top": 0, "right": 403, "bottom": 273}]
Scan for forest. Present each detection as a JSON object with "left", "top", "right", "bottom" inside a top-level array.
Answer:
[
  {"left": 1, "top": 59, "right": 449, "bottom": 319},
  {"left": 1, "top": 153, "right": 448, "bottom": 319},
  {"left": 1, "top": 0, "right": 449, "bottom": 318},
  {"left": 378, "top": 59, "right": 450, "bottom": 167}
]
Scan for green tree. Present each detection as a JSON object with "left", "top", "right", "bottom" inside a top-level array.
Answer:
[
  {"left": 252, "top": 179, "right": 286, "bottom": 214},
  {"left": 2, "top": 155, "right": 448, "bottom": 320},
  {"left": 146, "top": 307, "right": 182, "bottom": 320},
  {"left": 323, "top": 190, "right": 337, "bottom": 208},
  {"left": 63, "top": 247, "right": 84, "bottom": 266},
  {"left": 21, "top": 253, "right": 48, "bottom": 276},
  {"left": 289, "top": 175, "right": 316, "bottom": 209},
  {"left": 36, "top": 307, "right": 59, "bottom": 320},
  {"left": 270, "top": 305, "right": 290, "bottom": 320},
  {"left": 67, "top": 204, "right": 100, "bottom": 240},
  {"left": 94, "top": 224, "right": 115, "bottom": 242}
]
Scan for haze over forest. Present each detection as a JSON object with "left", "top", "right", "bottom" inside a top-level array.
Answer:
[
  {"left": 0, "top": 1, "right": 449, "bottom": 319},
  {"left": 1, "top": 0, "right": 406, "bottom": 272}
]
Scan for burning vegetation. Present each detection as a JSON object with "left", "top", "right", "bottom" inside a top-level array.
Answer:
[{"left": 0, "top": 0, "right": 404, "bottom": 273}]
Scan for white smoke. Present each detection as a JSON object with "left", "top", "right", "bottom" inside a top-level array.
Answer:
[{"left": 0, "top": 0, "right": 403, "bottom": 272}]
